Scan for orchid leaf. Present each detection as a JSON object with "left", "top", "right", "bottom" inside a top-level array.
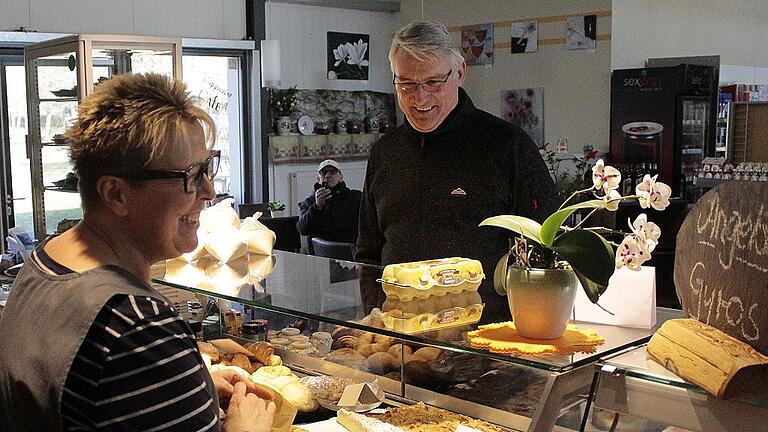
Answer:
[
  {"left": 573, "top": 267, "right": 609, "bottom": 304},
  {"left": 480, "top": 215, "right": 542, "bottom": 244},
  {"left": 540, "top": 199, "right": 606, "bottom": 246},
  {"left": 552, "top": 229, "right": 614, "bottom": 286},
  {"left": 492, "top": 251, "right": 511, "bottom": 296}
]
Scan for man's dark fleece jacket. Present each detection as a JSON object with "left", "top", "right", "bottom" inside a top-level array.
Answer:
[
  {"left": 356, "top": 87, "right": 558, "bottom": 322},
  {"left": 297, "top": 181, "right": 361, "bottom": 253}
]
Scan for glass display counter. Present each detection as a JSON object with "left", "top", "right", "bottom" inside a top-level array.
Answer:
[
  {"left": 24, "top": 34, "right": 182, "bottom": 240},
  {"left": 585, "top": 344, "right": 768, "bottom": 432},
  {"left": 152, "top": 250, "right": 664, "bottom": 432}
]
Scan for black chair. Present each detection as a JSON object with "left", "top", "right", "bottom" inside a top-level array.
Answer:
[
  {"left": 238, "top": 203, "right": 271, "bottom": 219},
  {"left": 261, "top": 216, "right": 301, "bottom": 253},
  {"left": 311, "top": 237, "right": 356, "bottom": 261}
]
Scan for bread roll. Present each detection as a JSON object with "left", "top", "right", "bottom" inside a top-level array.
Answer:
[
  {"left": 271, "top": 374, "right": 300, "bottom": 390},
  {"left": 357, "top": 343, "right": 376, "bottom": 358},
  {"left": 413, "top": 347, "right": 441, "bottom": 362},
  {"left": 333, "top": 335, "right": 359, "bottom": 350},
  {"left": 246, "top": 341, "right": 274, "bottom": 365},
  {"left": 366, "top": 352, "right": 396, "bottom": 374},
  {"left": 281, "top": 382, "right": 318, "bottom": 412},
  {"left": 229, "top": 353, "right": 252, "bottom": 372},
  {"left": 357, "top": 332, "right": 375, "bottom": 346},
  {"left": 252, "top": 365, "right": 293, "bottom": 380},
  {"left": 386, "top": 344, "right": 412, "bottom": 359},
  {"left": 197, "top": 341, "right": 220, "bottom": 363},
  {"left": 371, "top": 342, "right": 391, "bottom": 353}
]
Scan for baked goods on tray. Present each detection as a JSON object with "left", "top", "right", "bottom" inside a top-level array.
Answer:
[{"left": 368, "top": 402, "right": 505, "bottom": 432}]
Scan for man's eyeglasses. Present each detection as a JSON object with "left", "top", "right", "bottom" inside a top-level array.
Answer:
[
  {"left": 319, "top": 167, "right": 339, "bottom": 176},
  {"left": 393, "top": 69, "right": 452, "bottom": 94},
  {"left": 123, "top": 150, "right": 220, "bottom": 193}
]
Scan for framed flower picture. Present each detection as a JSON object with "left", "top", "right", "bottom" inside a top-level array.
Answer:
[
  {"left": 327, "top": 31, "right": 370, "bottom": 80},
  {"left": 501, "top": 88, "right": 544, "bottom": 145}
]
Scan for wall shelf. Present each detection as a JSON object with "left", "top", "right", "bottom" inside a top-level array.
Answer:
[{"left": 269, "top": 132, "right": 378, "bottom": 164}]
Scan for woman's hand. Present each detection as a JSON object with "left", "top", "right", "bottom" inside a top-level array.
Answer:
[
  {"left": 211, "top": 368, "right": 257, "bottom": 408},
  {"left": 223, "top": 381, "right": 277, "bottom": 432}
]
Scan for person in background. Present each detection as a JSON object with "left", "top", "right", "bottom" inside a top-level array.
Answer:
[
  {"left": 356, "top": 21, "right": 558, "bottom": 321},
  {"left": 297, "top": 159, "right": 362, "bottom": 255},
  {"left": 0, "top": 73, "right": 275, "bottom": 432}
]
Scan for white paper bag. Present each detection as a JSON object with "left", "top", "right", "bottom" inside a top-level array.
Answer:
[{"left": 573, "top": 266, "right": 656, "bottom": 328}]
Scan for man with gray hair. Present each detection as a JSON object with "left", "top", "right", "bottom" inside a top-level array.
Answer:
[{"left": 356, "top": 21, "right": 557, "bottom": 322}]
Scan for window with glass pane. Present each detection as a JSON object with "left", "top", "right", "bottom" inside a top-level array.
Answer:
[
  {"left": 182, "top": 55, "right": 244, "bottom": 201},
  {"left": 5, "top": 65, "right": 33, "bottom": 233}
]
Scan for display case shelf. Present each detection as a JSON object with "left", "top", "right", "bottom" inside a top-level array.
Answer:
[
  {"left": 152, "top": 250, "right": 664, "bottom": 431},
  {"left": 25, "top": 34, "right": 182, "bottom": 239},
  {"left": 585, "top": 344, "right": 768, "bottom": 431}
]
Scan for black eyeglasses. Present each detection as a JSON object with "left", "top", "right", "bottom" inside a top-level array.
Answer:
[
  {"left": 393, "top": 69, "right": 452, "bottom": 93},
  {"left": 319, "top": 167, "right": 339, "bottom": 176},
  {"left": 123, "top": 150, "right": 220, "bottom": 193}
]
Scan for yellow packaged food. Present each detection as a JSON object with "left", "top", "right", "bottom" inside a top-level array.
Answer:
[
  {"left": 381, "top": 291, "right": 484, "bottom": 334},
  {"left": 378, "top": 257, "right": 484, "bottom": 300}
]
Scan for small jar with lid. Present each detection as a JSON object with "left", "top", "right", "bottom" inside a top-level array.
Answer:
[
  {"left": 280, "top": 327, "right": 301, "bottom": 338},
  {"left": 289, "top": 335, "right": 310, "bottom": 344},
  {"left": 242, "top": 319, "right": 268, "bottom": 342},
  {"left": 290, "top": 341, "right": 319, "bottom": 356},
  {"left": 270, "top": 338, "right": 291, "bottom": 349},
  {"left": 311, "top": 332, "right": 333, "bottom": 356}
]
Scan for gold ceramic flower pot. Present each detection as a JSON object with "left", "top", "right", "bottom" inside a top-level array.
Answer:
[{"left": 506, "top": 265, "right": 578, "bottom": 339}]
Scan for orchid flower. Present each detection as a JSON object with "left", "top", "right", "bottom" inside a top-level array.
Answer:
[
  {"left": 636, "top": 174, "right": 672, "bottom": 210},
  {"left": 592, "top": 159, "right": 621, "bottom": 193},
  {"left": 604, "top": 189, "right": 622, "bottom": 211},
  {"left": 631, "top": 214, "right": 661, "bottom": 252},
  {"left": 615, "top": 235, "right": 651, "bottom": 270}
]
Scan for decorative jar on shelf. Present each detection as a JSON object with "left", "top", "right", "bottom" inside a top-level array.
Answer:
[
  {"left": 336, "top": 119, "right": 348, "bottom": 134},
  {"left": 276, "top": 116, "right": 292, "bottom": 136}
]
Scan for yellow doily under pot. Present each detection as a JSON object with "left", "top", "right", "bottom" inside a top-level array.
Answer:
[{"left": 467, "top": 321, "right": 605, "bottom": 355}]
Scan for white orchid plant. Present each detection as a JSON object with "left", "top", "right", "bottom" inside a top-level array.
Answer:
[{"left": 480, "top": 159, "right": 672, "bottom": 305}]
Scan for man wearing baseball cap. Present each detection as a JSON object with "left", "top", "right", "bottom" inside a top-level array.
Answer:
[{"left": 297, "top": 159, "right": 362, "bottom": 254}]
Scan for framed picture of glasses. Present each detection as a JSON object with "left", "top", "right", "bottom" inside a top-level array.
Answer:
[
  {"left": 460, "top": 23, "right": 493, "bottom": 66},
  {"left": 327, "top": 31, "right": 370, "bottom": 80}
]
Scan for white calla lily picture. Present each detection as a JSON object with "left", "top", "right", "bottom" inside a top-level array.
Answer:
[{"left": 327, "top": 32, "right": 370, "bottom": 80}]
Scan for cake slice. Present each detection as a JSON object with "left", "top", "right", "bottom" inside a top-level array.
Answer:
[{"left": 337, "top": 409, "right": 406, "bottom": 432}]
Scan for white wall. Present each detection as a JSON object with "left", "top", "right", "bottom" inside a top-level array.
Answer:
[
  {"left": 0, "top": 0, "right": 246, "bottom": 39},
  {"left": 611, "top": 0, "right": 768, "bottom": 84},
  {"left": 265, "top": 2, "right": 396, "bottom": 93},
  {"left": 395, "top": 0, "right": 613, "bottom": 152}
]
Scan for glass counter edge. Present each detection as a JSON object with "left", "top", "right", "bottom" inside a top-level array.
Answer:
[{"left": 150, "top": 276, "right": 570, "bottom": 373}]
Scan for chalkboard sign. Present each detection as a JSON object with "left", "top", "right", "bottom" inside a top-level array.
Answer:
[{"left": 674, "top": 181, "right": 768, "bottom": 355}]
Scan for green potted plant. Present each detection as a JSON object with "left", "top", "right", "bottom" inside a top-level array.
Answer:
[
  {"left": 480, "top": 159, "right": 671, "bottom": 338},
  {"left": 269, "top": 86, "right": 298, "bottom": 135},
  {"left": 267, "top": 201, "right": 286, "bottom": 217}
]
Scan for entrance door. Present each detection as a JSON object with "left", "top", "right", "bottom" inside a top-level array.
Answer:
[{"left": 0, "top": 53, "right": 33, "bottom": 242}]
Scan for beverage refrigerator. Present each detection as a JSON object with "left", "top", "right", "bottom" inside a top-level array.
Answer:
[{"left": 609, "top": 64, "right": 717, "bottom": 200}]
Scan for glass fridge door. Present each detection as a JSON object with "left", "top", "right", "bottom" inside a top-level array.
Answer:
[{"left": 679, "top": 98, "right": 710, "bottom": 200}]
